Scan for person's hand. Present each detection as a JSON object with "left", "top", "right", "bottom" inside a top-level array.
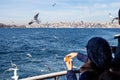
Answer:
[
  {"left": 66, "top": 52, "right": 78, "bottom": 59},
  {"left": 65, "top": 59, "right": 73, "bottom": 70}
]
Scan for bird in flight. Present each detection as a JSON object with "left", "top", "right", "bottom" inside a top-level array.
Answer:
[
  {"left": 111, "top": 17, "right": 119, "bottom": 24},
  {"left": 111, "top": 9, "right": 120, "bottom": 25},
  {"left": 10, "top": 60, "right": 17, "bottom": 68},
  {"left": 28, "top": 13, "right": 41, "bottom": 25},
  {"left": 26, "top": 53, "right": 32, "bottom": 58},
  {"left": 52, "top": 3, "right": 56, "bottom": 7}
]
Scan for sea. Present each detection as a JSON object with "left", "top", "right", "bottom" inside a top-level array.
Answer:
[{"left": 0, "top": 28, "right": 120, "bottom": 80}]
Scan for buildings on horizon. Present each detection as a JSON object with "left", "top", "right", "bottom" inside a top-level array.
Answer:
[{"left": 0, "top": 21, "right": 120, "bottom": 28}]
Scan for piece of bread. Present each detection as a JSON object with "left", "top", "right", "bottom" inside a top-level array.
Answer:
[{"left": 64, "top": 56, "right": 70, "bottom": 62}]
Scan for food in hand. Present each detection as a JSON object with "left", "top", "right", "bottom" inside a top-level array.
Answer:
[{"left": 64, "top": 56, "right": 70, "bottom": 62}]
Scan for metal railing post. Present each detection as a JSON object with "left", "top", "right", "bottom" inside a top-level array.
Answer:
[{"left": 54, "top": 76, "right": 59, "bottom": 80}]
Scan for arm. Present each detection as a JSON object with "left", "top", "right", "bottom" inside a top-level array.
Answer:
[
  {"left": 66, "top": 59, "right": 77, "bottom": 80},
  {"left": 77, "top": 52, "right": 88, "bottom": 62},
  {"left": 67, "top": 70, "right": 77, "bottom": 80},
  {"left": 66, "top": 52, "right": 88, "bottom": 62}
]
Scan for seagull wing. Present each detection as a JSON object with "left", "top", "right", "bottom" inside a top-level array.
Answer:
[
  {"left": 34, "top": 13, "right": 39, "bottom": 20},
  {"left": 111, "top": 18, "right": 115, "bottom": 23},
  {"left": 28, "top": 21, "right": 34, "bottom": 25},
  {"left": 111, "top": 17, "right": 119, "bottom": 23}
]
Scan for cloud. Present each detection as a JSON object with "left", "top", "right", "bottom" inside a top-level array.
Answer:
[
  {"left": 0, "top": 0, "right": 119, "bottom": 24},
  {"left": 110, "top": 2, "right": 120, "bottom": 8}
]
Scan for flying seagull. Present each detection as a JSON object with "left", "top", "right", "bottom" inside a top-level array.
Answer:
[
  {"left": 10, "top": 60, "right": 17, "bottom": 68},
  {"left": 26, "top": 53, "right": 32, "bottom": 58},
  {"left": 111, "top": 9, "right": 120, "bottom": 25},
  {"left": 52, "top": 3, "right": 56, "bottom": 7},
  {"left": 28, "top": 13, "right": 41, "bottom": 25},
  {"left": 111, "top": 17, "right": 119, "bottom": 23},
  {"left": 109, "top": 13, "right": 113, "bottom": 18}
]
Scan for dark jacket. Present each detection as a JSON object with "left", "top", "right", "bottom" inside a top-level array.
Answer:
[{"left": 67, "top": 37, "right": 112, "bottom": 80}]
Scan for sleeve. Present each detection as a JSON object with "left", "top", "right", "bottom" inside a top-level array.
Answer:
[
  {"left": 67, "top": 70, "right": 77, "bottom": 80},
  {"left": 77, "top": 52, "right": 88, "bottom": 62}
]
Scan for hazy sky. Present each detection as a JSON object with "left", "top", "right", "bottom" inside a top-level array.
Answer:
[{"left": 0, "top": 0, "right": 120, "bottom": 25}]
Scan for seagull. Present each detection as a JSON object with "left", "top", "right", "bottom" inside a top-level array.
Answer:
[
  {"left": 26, "top": 53, "right": 32, "bottom": 58},
  {"left": 44, "top": 64, "right": 52, "bottom": 71},
  {"left": 109, "top": 13, "right": 113, "bottom": 18},
  {"left": 10, "top": 61, "right": 17, "bottom": 68},
  {"left": 111, "top": 17, "right": 119, "bottom": 23},
  {"left": 28, "top": 13, "right": 41, "bottom": 25},
  {"left": 52, "top": 3, "right": 56, "bottom": 7},
  {"left": 111, "top": 9, "right": 120, "bottom": 25},
  {"left": 5, "top": 61, "right": 17, "bottom": 72},
  {"left": 5, "top": 61, "right": 19, "bottom": 80},
  {"left": 108, "top": 13, "right": 117, "bottom": 23}
]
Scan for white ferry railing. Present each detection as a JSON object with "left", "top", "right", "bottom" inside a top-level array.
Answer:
[{"left": 20, "top": 70, "right": 80, "bottom": 80}]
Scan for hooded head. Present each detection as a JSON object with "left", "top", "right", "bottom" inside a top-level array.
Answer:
[{"left": 86, "top": 37, "right": 112, "bottom": 70}]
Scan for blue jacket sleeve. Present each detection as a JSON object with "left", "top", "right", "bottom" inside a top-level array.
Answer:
[
  {"left": 77, "top": 52, "right": 88, "bottom": 62},
  {"left": 67, "top": 70, "right": 77, "bottom": 80}
]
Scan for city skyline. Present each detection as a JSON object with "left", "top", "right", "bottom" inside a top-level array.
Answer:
[{"left": 0, "top": 0, "right": 120, "bottom": 25}]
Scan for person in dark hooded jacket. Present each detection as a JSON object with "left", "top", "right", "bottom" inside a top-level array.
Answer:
[
  {"left": 96, "top": 35, "right": 120, "bottom": 80},
  {"left": 65, "top": 37, "right": 112, "bottom": 80}
]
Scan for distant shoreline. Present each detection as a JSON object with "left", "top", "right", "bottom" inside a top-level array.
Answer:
[{"left": 0, "top": 22, "right": 120, "bottom": 28}]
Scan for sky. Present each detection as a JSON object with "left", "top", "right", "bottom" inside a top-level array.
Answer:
[{"left": 0, "top": 0, "right": 120, "bottom": 25}]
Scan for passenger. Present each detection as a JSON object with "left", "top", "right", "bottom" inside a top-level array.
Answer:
[
  {"left": 111, "top": 34, "right": 120, "bottom": 69},
  {"left": 98, "top": 34, "right": 120, "bottom": 80},
  {"left": 65, "top": 37, "right": 112, "bottom": 80}
]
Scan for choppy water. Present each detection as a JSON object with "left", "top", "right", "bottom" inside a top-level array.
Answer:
[{"left": 0, "top": 28, "right": 120, "bottom": 80}]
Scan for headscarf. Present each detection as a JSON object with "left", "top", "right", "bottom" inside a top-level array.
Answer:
[{"left": 86, "top": 37, "right": 112, "bottom": 70}]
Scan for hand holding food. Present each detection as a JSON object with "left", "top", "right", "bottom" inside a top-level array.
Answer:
[
  {"left": 64, "top": 56, "right": 73, "bottom": 70},
  {"left": 64, "top": 56, "right": 71, "bottom": 62}
]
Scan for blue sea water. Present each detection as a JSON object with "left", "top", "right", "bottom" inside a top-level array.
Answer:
[{"left": 0, "top": 28, "right": 120, "bottom": 80}]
